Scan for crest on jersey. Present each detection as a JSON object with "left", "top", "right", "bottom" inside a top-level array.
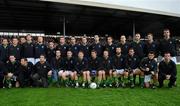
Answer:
[
  {"left": 120, "top": 58, "right": 123, "bottom": 61},
  {"left": 44, "top": 65, "right": 46, "bottom": 68}
]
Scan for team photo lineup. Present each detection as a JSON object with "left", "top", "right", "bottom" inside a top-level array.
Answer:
[{"left": 0, "top": 28, "right": 177, "bottom": 89}]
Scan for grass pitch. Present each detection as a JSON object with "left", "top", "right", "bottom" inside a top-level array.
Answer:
[{"left": 0, "top": 65, "right": 179, "bottom": 106}]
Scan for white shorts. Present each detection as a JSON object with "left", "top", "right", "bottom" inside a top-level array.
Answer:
[
  {"left": 27, "top": 58, "right": 35, "bottom": 65},
  {"left": 116, "top": 69, "right": 125, "bottom": 74},
  {"left": 59, "top": 70, "right": 72, "bottom": 76},
  {"left": 144, "top": 75, "right": 152, "bottom": 83},
  {"left": 132, "top": 68, "right": 140, "bottom": 73}
]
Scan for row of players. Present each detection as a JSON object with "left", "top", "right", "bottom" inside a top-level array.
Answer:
[
  {"left": 0, "top": 47, "right": 177, "bottom": 89},
  {"left": 0, "top": 29, "right": 177, "bottom": 65}
]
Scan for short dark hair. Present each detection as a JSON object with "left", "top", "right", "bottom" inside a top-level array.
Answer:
[
  {"left": 67, "top": 50, "right": 72, "bottom": 53},
  {"left": 116, "top": 46, "right": 121, "bottom": 49},
  {"left": 21, "top": 58, "right": 28, "bottom": 61},
  {"left": 128, "top": 48, "right": 134, "bottom": 51},
  {"left": 40, "top": 54, "right": 46, "bottom": 58},
  {"left": 148, "top": 51, "right": 155, "bottom": 55},
  {"left": 164, "top": 52, "right": 171, "bottom": 55},
  {"left": 147, "top": 33, "right": 153, "bottom": 37},
  {"left": 107, "top": 36, "right": 113, "bottom": 39},
  {"left": 164, "top": 28, "right": 170, "bottom": 32},
  {"left": 103, "top": 49, "right": 109, "bottom": 52},
  {"left": 78, "top": 51, "right": 84, "bottom": 54},
  {"left": 91, "top": 50, "right": 97, "bottom": 54}
]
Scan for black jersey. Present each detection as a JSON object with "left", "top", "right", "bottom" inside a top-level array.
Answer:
[
  {"left": 140, "top": 57, "right": 157, "bottom": 75},
  {"left": 159, "top": 38, "right": 176, "bottom": 56}
]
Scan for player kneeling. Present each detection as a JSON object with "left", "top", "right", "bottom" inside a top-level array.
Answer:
[
  {"left": 17, "top": 58, "right": 34, "bottom": 88},
  {"left": 75, "top": 51, "right": 90, "bottom": 88},
  {"left": 58, "top": 50, "right": 78, "bottom": 88},
  {"left": 140, "top": 51, "right": 158, "bottom": 89},
  {"left": 3, "top": 55, "right": 20, "bottom": 88},
  {"left": 32, "top": 55, "right": 52, "bottom": 88},
  {"left": 158, "top": 52, "right": 177, "bottom": 88}
]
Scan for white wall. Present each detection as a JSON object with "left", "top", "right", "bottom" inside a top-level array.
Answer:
[{"left": 41, "top": 0, "right": 180, "bottom": 17}]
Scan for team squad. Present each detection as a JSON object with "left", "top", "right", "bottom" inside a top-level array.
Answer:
[{"left": 0, "top": 29, "right": 177, "bottom": 89}]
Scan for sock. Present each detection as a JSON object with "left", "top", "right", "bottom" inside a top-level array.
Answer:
[
  {"left": 118, "top": 77, "right": 122, "bottom": 83},
  {"left": 48, "top": 76, "right": 52, "bottom": 84},
  {"left": 113, "top": 77, "right": 118, "bottom": 83},
  {"left": 123, "top": 76, "right": 128, "bottom": 84},
  {"left": 75, "top": 80, "right": 78, "bottom": 84},
  {"left": 64, "top": 79, "right": 68, "bottom": 85},
  {"left": 57, "top": 78, "right": 61, "bottom": 84},
  {"left": 140, "top": 76, "right": 144, "bottom": 86},
  {"left": 5, "top": 79, "right": 11, "bottom": 87},
  {"left": 107, "top": 77, "right": 112, "bottom": 85},
  {"left": 129, "top": 75, "right": 134, "bottom": 84}
]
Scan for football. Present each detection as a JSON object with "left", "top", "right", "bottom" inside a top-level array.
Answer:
[{"left": 89, "top": 82, "right": 97, "bottom": 89}]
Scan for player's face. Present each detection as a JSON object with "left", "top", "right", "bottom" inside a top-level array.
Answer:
[
  {"left": 116, "top": 48, "right": 121, "bottom": 54},
  {"left": 2, "top": 39, "right": 8, "bottom": 45},
  {"left": 40, "top": 56, "right": 45, "bottom": 62},
  {"left": 163, "top": 30, "right": 170, "bottom": 38},
  {"left": 49, "top": 42, "right": 54, "bottom": 48},
  {"left": 12, "top": 39, "right": 18, "bottom": 45},
  {"left": 103, "top": 51, "right": 109, "bottom": 57},
  {"left": 20, "top": 59, "right": 27, "bottom": 66},
  {"left": 94, "top": 35, "right": 99, "bottom": 42},
  {"left": 9, "top": 56, "right": 15, "bottom": 62},
  {"left": 129, "top": 49, "right": 134, "bottom": 56},
  {"left": 71, "top": 37, "right": 76, "bottom": 44},
  {"left": 67, "top": 51, "right": 72, "bottom": 58},
  {"left": 56, "top": 51, "right": 61, "bottom": 57},
  {"left": 147, "top": 34, "right": 153, "bottom": 41},
  {"left": 135, "top": 34, "right": 141, "bottom": 41},
  {"left": 82, "top": 38, "right": 87, "bottom": 44},
  {"left": 20, "top": 38, "right": 26, "bottom": 44},
  {"left": 148, "top": 53, "right": 155, "bottom": 60},
  {"left": 120, "top": 36, "right": 126, "bottom": 42},
  {"left": 164, "top": 53, "right": 171, "bottom": 61},
  {"left": 91, "top": 52, "right": 97, "bottom": 58},
  {"left": 26, "top": 35, "right": 32, "bottom": 41},
  {"left": 38, "top": 37, "right": 43, "bottom": 43},
  {"left": 107, "top": 37, "right": 112, "bottom": 44},
  {"left": 60, "top": 37, "right": 65, "bottom": 44},
  {"left": 78, "top": 52, "right": 84, "bottom": 59}
]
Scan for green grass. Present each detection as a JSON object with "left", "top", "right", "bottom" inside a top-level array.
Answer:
[{"left": 0, "top": 65, "right": 180, "bottom": 106}]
